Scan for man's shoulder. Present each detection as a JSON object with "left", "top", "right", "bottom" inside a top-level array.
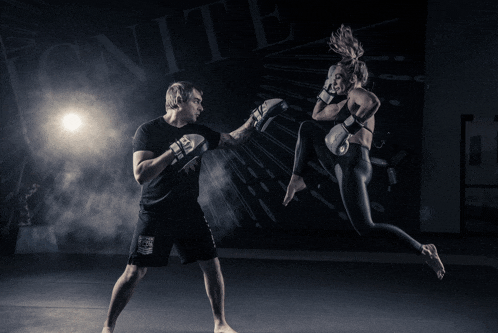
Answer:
[
  {"left": 184, "top": 123, "right": 220, "bottom": 150},
  {"left": 135, "top": 116, "right": 168, "bottom": 135},
  {"left": 139, "top": 116, "right": 164, "bottom": 129},
  {"left": 185, "top": 122, "right": 209, "bottom": 131},
  {"left": 186, "top": 122, "right": 220, "bottom": 133}
]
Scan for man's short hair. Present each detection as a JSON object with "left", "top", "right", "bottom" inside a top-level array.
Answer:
[{"left": 165, "top": 81, "right": 203, "bottom": 110}]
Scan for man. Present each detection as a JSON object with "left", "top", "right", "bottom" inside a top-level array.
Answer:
[{"left": 102, "top": 81, "right": 288, "bottom": 333}]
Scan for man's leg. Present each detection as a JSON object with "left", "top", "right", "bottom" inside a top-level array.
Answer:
[
  {"left": 102, "top": 264, "right": 147, "bottom": 333},
  {"left": 198, "top": 258, "right": 237, "bottom": 333}
]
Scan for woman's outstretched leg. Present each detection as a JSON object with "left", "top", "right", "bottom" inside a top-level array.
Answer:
[
  {"left": 421, "top": 244, "right": 445, "bottom": 280},
  {"left": 335, "top": 145, "right": 445, "bottom": 279}
]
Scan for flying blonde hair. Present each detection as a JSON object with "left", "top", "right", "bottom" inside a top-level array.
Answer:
[{"left": 328, "top": 25, "right": 369, "bottom": 86}]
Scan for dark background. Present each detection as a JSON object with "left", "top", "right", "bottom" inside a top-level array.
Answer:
[{"left": 1, "top": 0, "right": 432, "bottom": 254}]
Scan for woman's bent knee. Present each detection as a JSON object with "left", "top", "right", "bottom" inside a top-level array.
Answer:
[
  {"left": 351, "top": 221, "right": 375, "bottom": 237},
  {"left": 299, "top": 120, "right": 316, "bottom": 134}
]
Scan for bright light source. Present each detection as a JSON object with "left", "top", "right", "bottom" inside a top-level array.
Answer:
[{"left": 63, "top": 114, "right": 82, "bottom": 131}]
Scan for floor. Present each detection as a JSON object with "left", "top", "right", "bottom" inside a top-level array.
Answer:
[{"left": 1, "top": 248, "right": 497, "bottom": 333}]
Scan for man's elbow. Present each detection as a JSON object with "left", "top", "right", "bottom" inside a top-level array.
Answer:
[{"left": 219, "top": 133, "right": 238, "bottom": 149}]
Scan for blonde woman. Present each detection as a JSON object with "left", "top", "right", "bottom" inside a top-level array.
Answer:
[{"left": 283, "top": 25, "right": 445, "bottom": 280}]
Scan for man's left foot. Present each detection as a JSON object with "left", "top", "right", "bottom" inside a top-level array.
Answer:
[{"left": 215, "top": 323, "right": 238, "bottom": 333}]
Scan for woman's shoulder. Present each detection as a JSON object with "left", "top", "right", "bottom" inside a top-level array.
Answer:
[
  {"left": 350, "top": 87, "right": 379, "bottom": 101},
  {"left": 350, "top": 86, "right": 373, "bottom": 95}
]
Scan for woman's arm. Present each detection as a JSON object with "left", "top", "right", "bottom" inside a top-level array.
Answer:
[
  {"left": 312, "top": 99, "right": 347, "bottom": 121},
  {"left": 349, "top": 88, "right": 380, "bottom": 123}
]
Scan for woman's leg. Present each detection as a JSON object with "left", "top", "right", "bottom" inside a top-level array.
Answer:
[
  {"left": 335, "top": 145, "right": 445, "bottom": 279},
  {"left": 283, "top": 121, "right": 326, "bottom": 206}
]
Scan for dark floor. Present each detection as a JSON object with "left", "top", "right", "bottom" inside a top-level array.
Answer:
[
  {"left": 218, "top": 229, "right": 498, "bottom": 258},
  {"left": 1, "top": 249, "right": 497, "bottom": 333}
]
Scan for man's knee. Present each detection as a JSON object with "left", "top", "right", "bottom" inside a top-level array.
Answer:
[
  {"left": 123, "top": 264, "right": 147, "bottom": 282},
  {"left": 198, "top": 257, "right": 220, "bottom": 274}
]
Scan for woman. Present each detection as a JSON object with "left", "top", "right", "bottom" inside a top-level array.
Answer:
[{"left": 283, "top": 25, "right": 445, "bottom": 280}]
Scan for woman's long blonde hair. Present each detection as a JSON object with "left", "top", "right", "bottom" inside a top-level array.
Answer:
[{"left": 328, "top": 25, "right": 369, "bottom": 86}]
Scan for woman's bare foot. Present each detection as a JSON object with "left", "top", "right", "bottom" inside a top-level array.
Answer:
[
  {"left": 283, "top": 174, "right": 307, "bottom": 206},
  {"left": 421, "top": 244, "right": 445, "bottom": 280}
]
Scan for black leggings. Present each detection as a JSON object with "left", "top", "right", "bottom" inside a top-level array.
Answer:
[{"left": 293, "top": 120, "right": 423, "bottom": 254}]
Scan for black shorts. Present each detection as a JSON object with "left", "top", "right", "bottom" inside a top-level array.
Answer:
[{"left": 127, "top": 208, "right": 218, "bottom": 267}]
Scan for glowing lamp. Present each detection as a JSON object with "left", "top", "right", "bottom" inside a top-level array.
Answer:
[{"left": 63, "top": 114, "right": 82, "bottom": 131}]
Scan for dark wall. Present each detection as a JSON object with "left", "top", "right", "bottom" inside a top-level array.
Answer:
[{"left": 421, "top": 0, "right": 498, "bottom": 233}]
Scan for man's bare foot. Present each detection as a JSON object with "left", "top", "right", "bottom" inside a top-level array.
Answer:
[
  {"left": 421, "top": 244, "right": 445, "bottom": 280},
  {"left": 214, "top": 322, "right": 238, "bottom": 333},
  {"left": 101, "top": 321, "right": 115, "bottom": 333},
  {"left": 283, "top": 174, "right": 307, "bottom": 206}
]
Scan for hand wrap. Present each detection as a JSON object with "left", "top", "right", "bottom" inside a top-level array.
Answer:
[
  {"left": 169, "top": 134, "right": 209, "bottom": 171},
  {"left": 317, "top": 65, "right": 337, "bottom": 104}
]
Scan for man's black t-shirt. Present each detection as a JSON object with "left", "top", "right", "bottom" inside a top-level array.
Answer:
[{"left": 133, "top": 116, "right": 220, "bottom": 216}]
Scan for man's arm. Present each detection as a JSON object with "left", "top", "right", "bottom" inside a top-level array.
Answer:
[
  {"left": 217, "top": 98, "right": 288, "bottom": 148},
  {"left": 217, "top": 116, "right": 255, "bottom": 149},
  {"left": 133, "top": 150, "right": 175, "bottom": 185}
]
